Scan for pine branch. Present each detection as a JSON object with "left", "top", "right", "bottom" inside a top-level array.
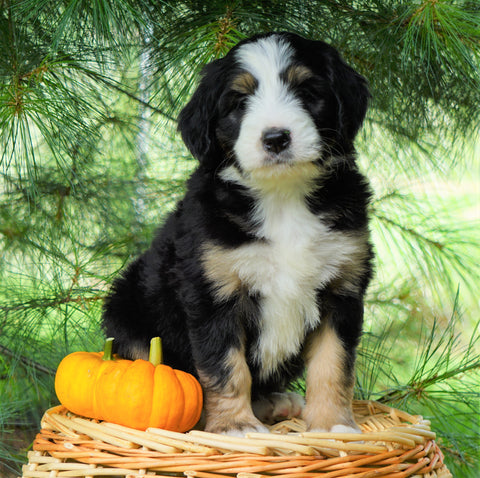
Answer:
[
  {"left": 0, "top": 293, "right": 105, "bottom": 314},
  {"left": 373, "top": 211, "right": 446, "bottom": 251},
  {"left": 373, "top": 312, "right": 480, "bottom": 404},
  {"left": 378, "top": 359, "right": 480, "bottom": 404},
  {"left": 0, "top": 344, "right": 55, "bottom": 376},
  {"left": 82, "top": 69, "right": 177, "bottom": 122}
]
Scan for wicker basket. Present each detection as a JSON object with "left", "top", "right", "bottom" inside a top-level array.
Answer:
[{"left": 22, "top": 400, "right": 452, "bottom": 478}]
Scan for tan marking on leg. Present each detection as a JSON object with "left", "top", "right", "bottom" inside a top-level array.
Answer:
[
  {"left": 303, "top": 323, "right": 358, "bottom": 431},
  {"left": 199, "top": 347, "right": 264, "bottom": 434}
]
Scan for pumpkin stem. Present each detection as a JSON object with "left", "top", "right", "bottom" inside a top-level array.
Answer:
[
  {"left": 149, "top": 337, "right": 163, "bottom": 366},
  {"left": 103, "top": 337, "right": 114, "bottom": 361}
]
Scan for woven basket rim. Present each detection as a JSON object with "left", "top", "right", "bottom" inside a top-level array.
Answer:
[{"left": 23, "top": 399, "right": 453, "bottom": 478}]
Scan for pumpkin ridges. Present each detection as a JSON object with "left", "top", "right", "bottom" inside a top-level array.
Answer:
[
  {"left": 114, "top": 360, "right": 155, "bottom": 430},
  {"left": 94, "top": 358, "right": 131, "bottom": 423},
  {"left": 150, "top": 364, "right": 185, "bottom": 430},
  {"left": 90, "top": 359, "right": 113, "bottom": 420},
  {"left": 189, "top": 372, "right": 203, "bottom": 430},
  {"left": 191, "top": 373, "right": 203, "bottom": 428},
  {"left": 174, "top": 369, "right": 203, "bottom": 432},
  {"left": 55, "top": 338, "right": 203, "bottom": 432},
  {"left": 55, "top": 352, "right": 102, "bottom": 418},
  {"left": 167, "top": 369, "right": 188, "bottom": 431}
]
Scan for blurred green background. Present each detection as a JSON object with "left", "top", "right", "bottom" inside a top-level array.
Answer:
[{"left": 1, "top": 1, "right": 479, "bottom": 476}]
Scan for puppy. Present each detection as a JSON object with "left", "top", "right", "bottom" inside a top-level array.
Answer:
[{"left": 103, "top": 32, "right": 373, "bottom": 435}]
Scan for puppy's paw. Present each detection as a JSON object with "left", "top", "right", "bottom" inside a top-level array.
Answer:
[
  {"left": 252, "top": 392, "right": 305, "bottom": 425},
  {"left": 308, "top": 423, "right": 362, "bottom": 434},
  {"left": 330, "top": 423, "right": 362, "bottom": 434},
  {"left": 303, "top": 401, "right": 360, "bottom": 434},
  {"left": 222, "top": 423, "right": 269, "bottom": 437},
  {"left": 205, "top": 415, "right": 268, "bottom": 436}
]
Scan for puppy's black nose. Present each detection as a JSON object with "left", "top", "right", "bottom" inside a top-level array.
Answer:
[{"left": 262, "top": 128, "right": 291, "bottom": 154}]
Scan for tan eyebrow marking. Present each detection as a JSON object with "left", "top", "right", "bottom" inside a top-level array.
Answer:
[
  {"left": 285, "top": 64, "right": 313, "bottom": 85},
  {"left": 231, "top": 72, "right": 258, "bottom": 94}
]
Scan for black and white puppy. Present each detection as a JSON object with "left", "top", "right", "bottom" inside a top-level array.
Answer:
[{"left": 103, "top": 32, "right": 373, "bottom": 435}]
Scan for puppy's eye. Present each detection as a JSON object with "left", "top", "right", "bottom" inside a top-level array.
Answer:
[
  {"left": 297, "top": 79, "right": 328, "bottom": 113},
  {"left": 300, "top": 78, "right": 326, "bottom": 100},
  {"left": 219, "top": 92, "right": 250, "bottom": 117},
  {"left": 235, "top": 94, "right": 249, "bottom": 111}
]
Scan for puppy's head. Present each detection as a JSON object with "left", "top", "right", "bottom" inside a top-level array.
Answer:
[{"left": 178, "top": 32, "right": 369, "bottom": 173}]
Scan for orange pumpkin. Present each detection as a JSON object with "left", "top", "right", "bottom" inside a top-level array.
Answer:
[{"left": 54, "top": 337, "right": 203, "bottom": 432}]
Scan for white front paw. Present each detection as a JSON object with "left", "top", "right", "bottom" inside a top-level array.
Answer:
[
  {"left": 308, "top": 423, "right": 362, "bottom": 434},
  {"left": 223, "top": 424, "right": 269, "bottom": 437},
  {"left": 330, "top": 424, "right": 362, "bottom": 434}
]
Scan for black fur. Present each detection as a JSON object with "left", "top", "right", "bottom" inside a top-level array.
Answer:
[{"left": 103, "top": 32, "right": 373, "bottom": 432}]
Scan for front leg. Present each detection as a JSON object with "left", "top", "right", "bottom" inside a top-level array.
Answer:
[
  {"left": 303, "top": 295, "right": 363, "bottom": 433},
  {"left": 198, "top": 345, "right": 268, "bottom": 435},
  {"left": 188, "top": 303, "right": 267, "bottom": 435}
]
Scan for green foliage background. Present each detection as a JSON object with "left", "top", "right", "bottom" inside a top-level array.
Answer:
[{"left": 0, "top": 1, "right": 479, "bottom": 476}]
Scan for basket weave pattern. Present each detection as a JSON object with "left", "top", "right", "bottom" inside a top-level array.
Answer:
[{"left": 23, "top": 400, "right": 452, "bottom": 478}]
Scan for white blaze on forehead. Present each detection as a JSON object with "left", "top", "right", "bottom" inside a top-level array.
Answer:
[
  {"left": 235, "top": 35, "right": 294, "bottom": 91},
  {"left": 233, "top": 35, "right": 321, "bottom": 173}
]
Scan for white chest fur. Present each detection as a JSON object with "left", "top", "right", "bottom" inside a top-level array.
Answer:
[
  {"left": 203, "top": 166, "right": 367, "bottom": 379},
  {"left": 250, "top": 185, "right": 365, "bottom": 378}
]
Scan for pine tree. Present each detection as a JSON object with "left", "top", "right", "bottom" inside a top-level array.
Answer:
[{"left": 1, "top": 1, "right": 479, "bottom": 476}]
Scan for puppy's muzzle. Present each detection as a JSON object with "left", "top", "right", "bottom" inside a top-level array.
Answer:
[{"left": 262, "top": 128, "right": 291, "bottom": 155}]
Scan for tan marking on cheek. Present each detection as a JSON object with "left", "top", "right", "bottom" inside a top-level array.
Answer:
[
  {"left": 231, "top": 72, "right": 257, "bottom": 94},
  {"left": 286, "top": 64, "right": 313, "bottom": 85},
  {"left": 303, "top": 323, "right": 358, "bottom": 431},
  {"left": 198, "top": 348, "right": 262, "bottom": 433}
]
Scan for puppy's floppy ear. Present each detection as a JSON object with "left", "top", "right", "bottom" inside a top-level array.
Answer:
[
  {"left": 177, "top": 58, "right": 227, "bottom": 167},
  {"left": 325, "top": 48, "right": 370, "bottom": 145}
]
